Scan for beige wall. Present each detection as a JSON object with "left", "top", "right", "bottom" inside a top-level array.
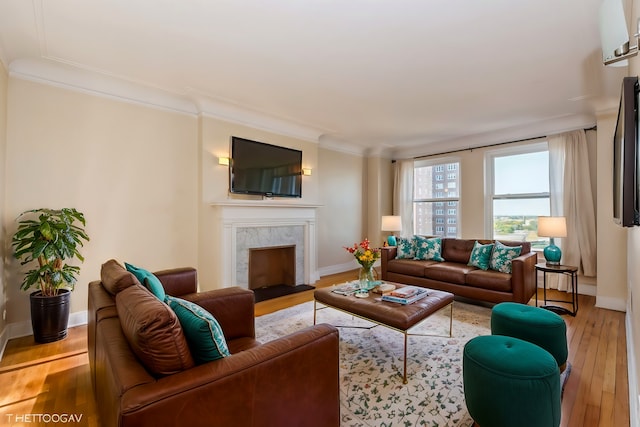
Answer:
[
  {"left": 4, "top": 78, "right": 198, "bottom": 325},
  {"left": 317, "top": 148, "right": 367, "bottom": 273},
  {"left": 0, "top": 62, "right": 8, "bottom": 335},
  {"left": 197, "top": 115, "right": 321, "bottom": 289}
]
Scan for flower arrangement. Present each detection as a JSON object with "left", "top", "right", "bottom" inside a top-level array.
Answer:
[{"left": 344, "top": 238, "right": 381, "bottom": 269}]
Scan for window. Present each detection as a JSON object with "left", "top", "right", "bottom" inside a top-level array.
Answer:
[
  {"left": 485, "top": 143, "right": 549, "bottom": 248},
  {"left": 413, "top": 158, "right": 461, "bottom": 238}
]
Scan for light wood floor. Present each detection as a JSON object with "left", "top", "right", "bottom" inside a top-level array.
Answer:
[{"left": 0, "top": 270, "right": 630, "bottom": 427}]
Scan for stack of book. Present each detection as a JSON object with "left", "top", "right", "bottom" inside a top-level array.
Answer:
[{"left": 381, "top": 285, "right": 429, "bottom": 305}]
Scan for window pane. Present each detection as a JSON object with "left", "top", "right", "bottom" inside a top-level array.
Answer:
[
  {"left": 414, "top": 201, "right": 459, "bottom": 238},
  {"left": 494, "top": 151, "right": 549, "bottom": 195},
  {"left": 414, "top": 162, "right": 460, "bottom": 200},
  {"left": 493, "top": 198, "right": 549, "bottom": 248}
]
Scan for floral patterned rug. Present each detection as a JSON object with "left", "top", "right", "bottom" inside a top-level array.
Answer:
[{"left": 255, "top": 299, "right": 493, "bottom": 427}]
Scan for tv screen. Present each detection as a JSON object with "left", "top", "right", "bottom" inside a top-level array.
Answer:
[
  {"left": 230, "top": 137, "right": 302, "bottom": 198},
  {"left": 613, "top": 76, "right": 639, "bottom": 226}
]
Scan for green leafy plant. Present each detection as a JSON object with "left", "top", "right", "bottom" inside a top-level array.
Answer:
[{"left": 12, "top": 208, "right": 90, "bottom": 296}]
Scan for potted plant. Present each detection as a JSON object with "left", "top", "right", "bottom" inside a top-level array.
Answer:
[{"left": 12, "top": 208, "right": 89, "bottom": 343}]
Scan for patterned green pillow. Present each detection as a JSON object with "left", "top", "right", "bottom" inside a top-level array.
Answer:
[
  {"left": 395, "top": 236, "right": 416, "bottom": 259},
  {"left": 125, "top": 262, "right": 166, "bottom": 301},
  {"left": 489, "top": 241, "right": 522, "bottom": 273},
  {"left": 413, "top": 236, "right": 445, "bottom": 261},
  {"left": 467, "top": 241, "right": 494, "bottom": 270},
  {"left": 166, "top": 296, "right": 231, "bottom": 364}
]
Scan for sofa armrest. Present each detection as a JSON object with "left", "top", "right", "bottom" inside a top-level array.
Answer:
[
  {"left": 381, "top": 246, "right": 397, "bottom": 280},
  {"left": 184, "top": 286, "right": 255, "bottom": 341},
  {"left": 154, "top": 267, "right": 198, "bottom": 296},
  {"left": 511, "top": 251, "right": 538, "bottom": 304},
  {"left": 119, "top": 324, "right": 340, "bottom": 427}
]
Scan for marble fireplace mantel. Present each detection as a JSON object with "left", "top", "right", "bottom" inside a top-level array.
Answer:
[{"left": 211, "top": 201, "right": 321, "bottom": 288}]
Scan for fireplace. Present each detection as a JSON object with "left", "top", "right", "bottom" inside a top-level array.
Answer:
[
  {"left": 248, "top": 245, "right": 296, "bottom": 290},
  {"left": 211, "top": 202, "right": 320, "bottom": 288}
]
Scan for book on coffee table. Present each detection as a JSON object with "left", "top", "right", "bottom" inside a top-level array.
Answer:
[
  {"left": 381, "top": 286, "right": 429, "bottom": 305},
  {"left": 331, "top": 282, "right": 360, "bottom": 296}
]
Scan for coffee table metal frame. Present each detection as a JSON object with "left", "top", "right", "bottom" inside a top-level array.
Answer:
[{"left": 313, "top": 297, "right": 453, "bottom": 384}]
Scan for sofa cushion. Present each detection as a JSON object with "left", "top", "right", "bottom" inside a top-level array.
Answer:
[
  {"left": 467, "top": 241, "right": 494, "bottom": 270},
  {"left": 413, "top": 236, "right": 445, "bottom": 262},
  {"left": 424, "top": 263, "right": 476, "bottom": 285},
  {"left": 166, "top": 296, "right": 231, "bottom": 364},
  {"left": 489, "top": 241, "right": 522, "bottom": 274},
  {"left": 441, "top": 239, "right": 477, "bottom": 264},
  {"left": 387, "top": 259, "right": 438, "bottom": 276},
  {"left": 100, "top": 259, "right": 140, "bottom": 296},
  {"left": 466, "top": 269, "right": 513, "bottom": 292},
  {"left": 116, "top": 284, "right": 195, "bottom": 376},
  {"left": 396, "top": 236, "right": 416, "bottom": 259},
  {"left": 125, "top": 262, "right": 166, "bottom": 301}
]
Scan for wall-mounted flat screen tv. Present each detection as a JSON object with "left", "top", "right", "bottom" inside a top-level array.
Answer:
[
  {"left": 613, "top": 76, "right": 640, "bottom": 226},
  {"left": 230, "top": 136, "right": 303, "bottom": 198}
]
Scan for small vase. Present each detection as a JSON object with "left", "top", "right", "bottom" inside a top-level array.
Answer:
[{"left": 358, "top": 265, "right": 377, "bottom": 291}]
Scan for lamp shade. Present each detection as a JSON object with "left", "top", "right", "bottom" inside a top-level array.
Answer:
[
  {"left": 381, "top": 216, "right": 402, "bottom": 232},
  {"left": 537, "top": 216, "right": 567, "bottom": 238}
]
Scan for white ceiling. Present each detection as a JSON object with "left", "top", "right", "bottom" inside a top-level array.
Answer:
[{"left": 0, "top": 0, "right": 629, "bottom": 157}]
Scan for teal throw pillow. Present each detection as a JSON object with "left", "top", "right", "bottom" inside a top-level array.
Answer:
[
  {"left": 489, "top": 241, "right": 522, "bottom": 273},
  {"left": 395, "top": 236, "right": 416, "bottom": 259},
  {"left": 125, "top": 262, "right": 166, "bottom": 301},
  {"left": 166, "top": 296, "right": 231, "bottom": 364},
  {"left": 413, "top": 236, "right": 445, "bottom": 262},
  {"left": 467, "top": 241, "right": 494, "bottom": 270}
]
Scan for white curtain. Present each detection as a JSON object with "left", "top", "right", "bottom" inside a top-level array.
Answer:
[
  {"left": 393, "top": 159, "right": 414, "bottom": 237},
  {"left": 547, "top": 130, "right": 597, "bottom": 289}
]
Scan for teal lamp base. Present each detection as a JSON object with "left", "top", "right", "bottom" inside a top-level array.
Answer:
[
  {"left": 543, "top": 239, "right": 562, "bottom": 265},
  {"left": 387, "top": 235, "right": 397, "bottom": 246}
]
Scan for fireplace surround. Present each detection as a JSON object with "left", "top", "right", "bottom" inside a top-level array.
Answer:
[{"left": 211, "top": 202, "right": 320, "bottom": 288}]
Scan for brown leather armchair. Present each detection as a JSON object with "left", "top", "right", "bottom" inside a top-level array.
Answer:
[{"left": 88, "top": 260, "right": 340, "bottom": 427}]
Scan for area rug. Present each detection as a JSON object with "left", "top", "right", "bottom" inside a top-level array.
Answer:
[{"left": 255, "top": 299, "right": 493, "bottom": 427}]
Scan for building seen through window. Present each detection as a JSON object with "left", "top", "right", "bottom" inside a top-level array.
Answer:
[{"left": 414, "top": 159, "right": 460, "bottom": 238}]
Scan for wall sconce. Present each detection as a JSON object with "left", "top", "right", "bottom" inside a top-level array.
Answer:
[
  {"left": 302, "top": 168, "right": 312, "bottom": 176},
  {"left": 218, "top": 157, "right": 230, "bottom": 166}
]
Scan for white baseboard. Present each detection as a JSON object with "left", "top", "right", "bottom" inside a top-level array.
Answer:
[
  {"left": 596, "top": 296, "right": 627, "bottom": 312},
  {"left": 0, "top": 310, "right": 88, "bottom": 360},
  {"left": 317, "top": 261, "right": 359, "bottom": 278}
]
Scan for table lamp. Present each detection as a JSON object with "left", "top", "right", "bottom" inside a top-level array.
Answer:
[
  {"left": 381, "top": 216, "right": 402, "bottom": 246},
  {"left": 537, "top": 216, "right": 567, "bottom": 265}
]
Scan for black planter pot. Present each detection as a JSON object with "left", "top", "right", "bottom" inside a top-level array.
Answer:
[{"left": 30, "top": 289, "right": 71, "bottom": 343}]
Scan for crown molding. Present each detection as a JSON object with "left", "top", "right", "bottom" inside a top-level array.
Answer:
[
  {"left": 7, "top": 57, "right": 327, "bottom": 142},
  {"left": 192, "top": 93, "right": 323, "bottom": 143},
  {"left": 391, "top": 113, "right": 597, "bottom": 159}
]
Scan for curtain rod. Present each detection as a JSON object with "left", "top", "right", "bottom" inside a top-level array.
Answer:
[{"left": 409, "top": 125, "right": 597, "bottom": 160}]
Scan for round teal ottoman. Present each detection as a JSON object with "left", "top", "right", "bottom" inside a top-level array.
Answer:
[
  {"left": 491, "top": 302, "right": 568, "bottom": 369},
  {"left": 463, "top": 335, "right": 561, "bottom": 427}
]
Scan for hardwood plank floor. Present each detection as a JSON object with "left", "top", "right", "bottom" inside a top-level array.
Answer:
[{"left": 0, "top": 270, "right": 630, "bottom": 427}]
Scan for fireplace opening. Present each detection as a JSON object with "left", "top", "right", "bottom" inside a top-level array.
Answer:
[{"left": 248, "top": 245, "right": 296, "bottom": 290}]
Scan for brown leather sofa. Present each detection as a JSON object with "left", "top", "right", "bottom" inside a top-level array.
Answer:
[
  {"left": 381, "top": 238, "right": 537, "bottom": 304},
  {"left": 88, "top": 260, "right": 340, "bottom": 427}
]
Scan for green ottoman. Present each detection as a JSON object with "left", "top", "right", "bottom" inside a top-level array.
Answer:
[
  {"left": 463, "top": 335, "right": 561, "bottom": 427},
  {"left": 491, "top": 302, "right": 568, "bottom": 369}
]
